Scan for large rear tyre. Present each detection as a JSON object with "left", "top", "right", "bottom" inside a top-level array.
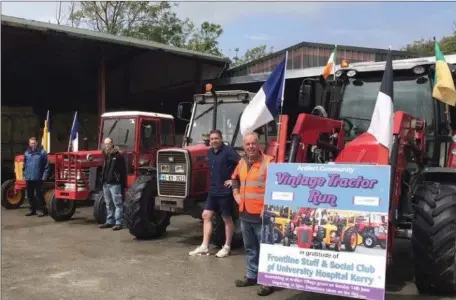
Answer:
[
  {"left": 211, "top": 213, "right": 243, "bottom": 249},
  {"left": 343, "top": 227, "right": 358, "bottom": 252},
  {"left": 93, "top": 193, "right": 107, "bottom": 224},
  {"left": 1, "top": 179, "right": 24, "bottom": 209},
  {"left": 47, "top": 191, "right": 76, "bottom": 221},
  {"left": 124, "top": 175, "right": 171, "bottom": 239},
  {"left": 412, "top": 181, "right": 456, "bottom": 295}
]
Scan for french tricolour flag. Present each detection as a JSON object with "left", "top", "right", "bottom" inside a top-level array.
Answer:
[
  {"left": 69, "top": 111, "right": 79, "bottom": 152},
  {"left": 367, "top": 49, "right": 394, "bottom": 154},
  {"left": 240, "top": 54, "right": 287, "bottom": 135}
]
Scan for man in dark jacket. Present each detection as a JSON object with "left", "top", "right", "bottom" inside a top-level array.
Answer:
[
  {"left": 99, "top": 137, "right": 127, "bottom": 231},
  {"left": 23, "top": 137, "right": 50, "bottom": 217}
]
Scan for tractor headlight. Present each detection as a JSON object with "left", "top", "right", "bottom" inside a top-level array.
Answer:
[
  {"left": 174, "top": 165, "right": 184, "bottom": 173},
  {"left": 347, "top": 70, "right": 357, "bottom": 77},
  {"left": 160, "top": 164, "right": 170, "bottom": 172},
  {"left": 413, "top": 66, "right": 425, "bottom": 75},
  {"left": 335, "top": 70, "right": 343, "bottom": 77},
  {"left": 452, "top": 134, "right": 456, "bottom": 143},
  {"left": 452, "top": 148, "right": 456, "bottom": 155},
  {"left": 86, "top": 154, "right": 93, "bottom": 161}
]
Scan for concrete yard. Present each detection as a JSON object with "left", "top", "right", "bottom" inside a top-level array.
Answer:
[{"left": 1, "top": 206, "right": 452, "bottom": 300}]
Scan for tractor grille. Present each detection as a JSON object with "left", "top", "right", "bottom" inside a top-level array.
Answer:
[{"left": 157, "top": 151, "right": 188, "bottom": 197}]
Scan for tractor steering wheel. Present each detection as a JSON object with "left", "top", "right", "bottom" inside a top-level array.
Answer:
[{"left": 311, "top": 106, "right": 329, "bottom": 118}]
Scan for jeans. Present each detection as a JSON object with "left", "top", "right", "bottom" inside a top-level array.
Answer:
[
  {"left": 103, "top": 183, "right": 123, "bottom": 225},
  {"left": 263, "top": 221, "right": 275, "bottom": 244},
  {"left": 26, "top": 180, "right": 45, "bottom": 212},
  {"left": 241, "top": 220, "right": 264, "bottom": 280}
]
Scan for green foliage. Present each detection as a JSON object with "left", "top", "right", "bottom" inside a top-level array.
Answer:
[
  {"left": 66, "top": 1, "right": 224, "bottom": 56},
  {"left": 402, "top": 21, "right": 456, "bottom": 55},
  {"left": 231, "top": 45, "right": 275, "bottom": 67}
]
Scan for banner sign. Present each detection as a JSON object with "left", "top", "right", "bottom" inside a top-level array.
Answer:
[{"left": 258, "top": 163, "right": 391, "bottom": 300}]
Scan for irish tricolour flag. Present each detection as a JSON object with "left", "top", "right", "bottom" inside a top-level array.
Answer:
[
  {"left": 321, "top": 45, "right": 337, "bottom": 80},
  {"left": 366, "top": 49, "right": 394, "bottom": 154},
  {"left": 433, "top": 41, "right": 456, "bottom": 106}
]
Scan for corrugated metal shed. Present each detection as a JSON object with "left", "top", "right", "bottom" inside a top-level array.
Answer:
[
  {"left": 225, "top": 41, "right": 419, "bottom": 77},
  {"left": 1, "top": 15, "right": 230, "bottom": 64}
]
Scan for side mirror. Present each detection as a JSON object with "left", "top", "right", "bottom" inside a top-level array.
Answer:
[
  {"left": 298, "top": 82, "right": 312, "bottom": 108},
  {"left": 177, "top": 102, "right": 193, "bottom": 121}
]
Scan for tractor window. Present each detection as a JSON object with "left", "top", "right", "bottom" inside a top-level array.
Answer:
[
  {"left": 141, "top": 121, "right": 158, "bottom": 150},
  {"left": 160, "top": 119, "right": 175, "bottom": 146},
  {"left": 100, "top": 118, "right": 136, "bottom": 151},
  {"left": 340, "top": 77, "right": 434, "bottom": 141}
]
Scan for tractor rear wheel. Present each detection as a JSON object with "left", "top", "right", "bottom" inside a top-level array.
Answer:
[
  {"left": 124, "top": 175, "right": 171, "bottom": 239},
  {"left": 211, "top": 212, "right": 243, "bottom": 249},
  {"left": 93, "top": 193, "right": 107, "bottom": 224},
  {"left": 412, "top": 181, "right": 456, "bottom": 295},
  {"left": 1, "top": 179, "right": 24, "bottom": 209},
  {"left": 47, "top": 191, "right": 76, "bottom": 221}
]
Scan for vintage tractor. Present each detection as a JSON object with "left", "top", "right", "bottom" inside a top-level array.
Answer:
[
  {"left": 48, "top": 111, "right": 176, "bottom": 223},
  {"left": 356, "top": 213, "right": 388, "bottom": 249},
  {"left": 1, "top": 153, "right": 55, "bottom": 210},
  {"left": 276, "top": 54, "right": 456, "bottom": 294},
  {"left": 123, "top": 87, "right": 279, "bottom": 248}
]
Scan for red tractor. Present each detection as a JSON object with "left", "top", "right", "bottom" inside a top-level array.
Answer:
[
  {"left": 48, "top": 111, "right": 176, "bottom": 223},
  {"left": 123, "top": 87, "right": 280, "bottom": 247},
  {"left": 275, "top": 54, "right": 456, "bottom": 294},
  {"left": 356, "top": 214, "right": 387, "bottom": 249}
]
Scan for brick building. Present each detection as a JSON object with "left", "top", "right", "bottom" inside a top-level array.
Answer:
[{"left": 224, "top": 41, "right": 418, "bottom": 77}]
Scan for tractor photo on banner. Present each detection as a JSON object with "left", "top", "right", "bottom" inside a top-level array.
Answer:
[{"left": 258, "top": 163, "right": 391, "bottom": 300}]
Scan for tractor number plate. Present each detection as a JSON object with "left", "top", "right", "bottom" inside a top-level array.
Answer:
[{"left": 160, "top": 174, "right": 186, "bottom": 182}]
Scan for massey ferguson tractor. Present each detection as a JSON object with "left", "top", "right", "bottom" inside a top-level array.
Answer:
[
  {"left": 123, "top": 87, "right": 276, "bottom": 247},
  {"left": 48, "top": 111, "right": 176, "bottom": 223}
]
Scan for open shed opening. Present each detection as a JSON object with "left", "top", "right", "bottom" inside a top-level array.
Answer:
[{"left": 1, "top": 16, "right": 228, "bottom": 173}]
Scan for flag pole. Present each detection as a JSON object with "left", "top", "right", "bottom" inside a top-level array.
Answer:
[{"left": 275, "top": 51, "right": 288, "bottom": 162}]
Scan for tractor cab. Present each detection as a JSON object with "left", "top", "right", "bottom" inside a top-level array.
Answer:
[
  {"left": 177, "top": 89, "right": 276, "bottom": 150},
  {"left": 98, "top": 111, "right": 175, "bottom": 177},
  {"left": 51, "top": 111, "right": 175, "bottom": 223}
]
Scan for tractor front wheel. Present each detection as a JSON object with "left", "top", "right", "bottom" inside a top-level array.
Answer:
[
  {"left": 124, "top": 175, "right": 171, "bottom": 239},
  {"left": 1, "top": 179, "right": 25, "bottom": 209},
  {"left": 93, "top": 193, "right": 107, "bottom": 224},
  {"left": 412, "top": 181, "right": 456, "bottom": 295},
  {"left": 47, "top": 191, "right": 76, "bottom": 221},
  {"left": 363, "top": 233, "right": 377, "bottom": 249}
]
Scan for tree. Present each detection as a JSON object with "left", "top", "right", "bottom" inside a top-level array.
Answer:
[
  {"left": 231, "top": 45, "right": 275, "bottom": 67},
  {"left": 402, "top": 21, "right": 456, "bottom": 55},
  {"left": 64, "top": 1, "right": 224, "bottom": 56}
]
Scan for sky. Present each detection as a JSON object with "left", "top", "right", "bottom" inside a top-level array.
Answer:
[{"left": 2, "top": 1, "right": 456, "bottom": 58}]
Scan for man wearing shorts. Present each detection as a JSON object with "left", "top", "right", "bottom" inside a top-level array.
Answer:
[{"left": 189, "top": 129, "right": 240, "bottom": 258}]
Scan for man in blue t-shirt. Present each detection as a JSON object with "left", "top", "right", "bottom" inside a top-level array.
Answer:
[{"left": 189, "top": 129, "right": 240, "bottom": 258}]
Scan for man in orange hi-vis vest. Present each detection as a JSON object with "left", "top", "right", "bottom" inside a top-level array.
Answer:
[{"left": 231, "top": 132, "right": 274, "bottom": 297}]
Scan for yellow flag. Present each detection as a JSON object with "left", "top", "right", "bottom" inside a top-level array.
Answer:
[{"left": 432, "top": 42, "right": 456, "bottom": 106}]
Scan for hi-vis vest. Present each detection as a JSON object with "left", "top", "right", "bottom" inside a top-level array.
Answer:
[{"left": 232, "top": 154, "right": 274, "bottom": 215}]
